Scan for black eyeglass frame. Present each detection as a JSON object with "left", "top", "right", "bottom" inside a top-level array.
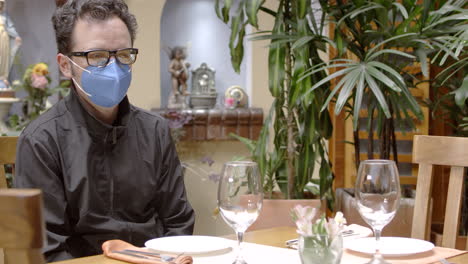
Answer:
[{"left": 68, "top": 48, "right": 139, "bottom": 67}]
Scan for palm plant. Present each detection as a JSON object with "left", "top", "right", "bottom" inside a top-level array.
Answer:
[
  {"left": 426, "top": 0, "right": 468, "bottom": 135},
  {"left": 305, "top": 0, "right": 466, "bottom": 170},
  {"left": 215, "top": 0, "right": 335, "bottom": 206}
]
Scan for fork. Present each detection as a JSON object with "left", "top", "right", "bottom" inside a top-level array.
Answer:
[{"left": 286, "top": 230, "right": 357, "bottom": 246}]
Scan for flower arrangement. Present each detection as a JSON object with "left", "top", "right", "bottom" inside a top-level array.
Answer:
[
  {"left": 291, "top": 205, "right": 346, "bottom": 240},
  {"left": 10, "top": 62, "right": 69, "bottom": 130},
  {"left": 291, "top": 205, "right": 346, "bottom": 264}
]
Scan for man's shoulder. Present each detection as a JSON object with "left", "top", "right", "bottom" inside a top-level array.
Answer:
[{"left": 131, "top": 105, "right": 168, "bottom": 127}]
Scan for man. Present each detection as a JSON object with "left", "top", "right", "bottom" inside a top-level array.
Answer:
[{"left": 14, "top": 0, "right": 195, "bottom": 261}]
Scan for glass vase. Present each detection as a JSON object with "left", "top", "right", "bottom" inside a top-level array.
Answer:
[{"left": 298, "top": 234, "right": 343, "bottom": 264}]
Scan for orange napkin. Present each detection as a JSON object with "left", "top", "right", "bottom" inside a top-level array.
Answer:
[{"left": 102, "top": 239, "right": 193, "bottom": 264}]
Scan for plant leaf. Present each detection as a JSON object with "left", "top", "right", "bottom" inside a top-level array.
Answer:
[
  {"left": 415, "top": 48, "right": 429, "bottom": 77},
  {"left": 229, "top": 5, "right": 246, "bottom": 73},
  {"left": 245, "top": 0, "right": 265, "bottom": 28},
  {"left": 364, "top": 73, "right": 391, "bottom": 118},
  {"left": 368, "top": 61, "right": 406, "bottom": 88},
  {"left": 353, "top": 71, "right": 365, "bottom": 130},
  {"left": 392, "top": 2, "right": 409, "bottom": 19},
  {"left": 291, "top": 36, "right": 314, "bottom": 50},
  {"left": 453, "top": 76, "right": 468, "bottom": 109},
  {"left": 367, "top": 33, "right": 417, "bottom": 56},
  {"left": 305, "top": 66, "right": 356, "bottom": 95},
  {"left": 297, "top": 0, "right": 308, "bottom": 19},
  {"left": 366, "top": 64, "right": 402, "bottom": 92},
  {"left": 334, "top": 69, "right": 361, "bottom": 114},
  {"left": 337, "top": 3, "right": 384, "bottom": 26},
  {"left": 222, "top": 0, "right": 233, "bottom": 23},
  {"left": 366, "top": 49, "right": 415, "bottom": 62},
  {"left": 268, "top": 6, "right": 286, "bottom": 97}
]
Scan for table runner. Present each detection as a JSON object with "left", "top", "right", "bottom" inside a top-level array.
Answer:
[{"left": 192, "top": 242, "right": 466, "bottom": 264}]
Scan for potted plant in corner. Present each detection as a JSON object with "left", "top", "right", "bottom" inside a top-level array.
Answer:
[
  {"left": 215, "top": 0, "right": 335, "bottom": 229},
  {"left": 305, "top": 0, "right": 467, "bottom": 237},
  {"left": 307, "top": 0, "right": 466, "bottom": 170}
]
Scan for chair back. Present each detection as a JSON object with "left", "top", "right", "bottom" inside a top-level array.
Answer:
[
  {"left": 0, "top": 137, "right": 18, "bottom": 189},
  {"left": 0, "top": 189, "right": 46, "bottom": 264},
  {"left": 411, "top": 135, "right": 468, "bottom": 249}
]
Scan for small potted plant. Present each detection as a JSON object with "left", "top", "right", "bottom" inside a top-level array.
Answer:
[{"left": 291, "top": 205, "right": 346, "bottom": 264}]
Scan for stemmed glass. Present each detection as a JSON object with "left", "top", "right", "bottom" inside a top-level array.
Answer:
[
  {"left": 218, "top": 161, "right": 263, "bottom": 264},
  {"left": 355, "top": 159, "right": 401, "bottom": 264}
]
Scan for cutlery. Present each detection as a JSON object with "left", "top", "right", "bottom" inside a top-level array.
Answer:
[
  {"left": 286, "top": 230, "right": 357, "bottom": 246},
  {"left": 113, "top": 250, "right": 183, "bottom": 263},
  {"left": 112, "top": 250, "right": 151, "bottom": 259},
  {"left": 121, "top": 249, "right": 183, "bottom": 262}
]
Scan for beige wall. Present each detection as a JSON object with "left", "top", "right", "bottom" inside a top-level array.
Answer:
[
  {"left": 125, "top": 0, "right": 165, "bottom": 109},
  {"left": 126, "top": 0, "right": 276, "bottom": 236}
]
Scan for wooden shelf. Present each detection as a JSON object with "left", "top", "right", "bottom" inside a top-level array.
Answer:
[{"left": 151, "top": 108, "right": 263, "bottom": 141}]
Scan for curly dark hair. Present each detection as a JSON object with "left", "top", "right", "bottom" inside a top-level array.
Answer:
[{"left": 51, "top": 0, "right": 138, "bottom": 54}]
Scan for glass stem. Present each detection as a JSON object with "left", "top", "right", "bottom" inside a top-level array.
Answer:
[
  {"left": 236, "top": 231, "right": 244, "bottom": 261},
  {"left": 374, "top": 228, "right": 382, "bottom": 257}
]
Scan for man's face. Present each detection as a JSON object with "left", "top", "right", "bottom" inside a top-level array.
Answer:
[{"left": 59, "top": 16, "right": 132, "bottom": 109}]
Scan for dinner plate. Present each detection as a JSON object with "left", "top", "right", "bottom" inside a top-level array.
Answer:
[
  {"left": 145, "top": 235, "right": 233, "bottom": 255},
  {"left": 346, "top": 237, "right": 434, "bottom": 256}
]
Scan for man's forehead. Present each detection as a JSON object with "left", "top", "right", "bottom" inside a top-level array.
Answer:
[{"left": 70, "top": 16, "right": 131, "bottom": 51}]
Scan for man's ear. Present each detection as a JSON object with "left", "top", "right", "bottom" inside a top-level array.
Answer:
[{"left": 57, "top": 53, "right": 73, "bottom": 78}]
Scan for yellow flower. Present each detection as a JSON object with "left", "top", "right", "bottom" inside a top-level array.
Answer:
[{"left": 32, "top": 63, "right": 49, "bottom": 76}]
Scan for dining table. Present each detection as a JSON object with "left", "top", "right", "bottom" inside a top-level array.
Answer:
[{"left": 50, "top": 226, "right": 468, "bottom": 264}]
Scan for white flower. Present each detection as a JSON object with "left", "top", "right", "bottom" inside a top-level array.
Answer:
[
  {"left": 291, "top": 206, "right": 347, "bottom": 243},
  {"left": 291, "top": 205, "right": 318, "bottom": 237},
  {"left": 334, "top": 211, "right": 347, "bottom": 227}
]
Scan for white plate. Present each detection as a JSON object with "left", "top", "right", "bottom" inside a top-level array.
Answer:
[
  {"left": 346, "top": 237, "right": 434, "bottom": 257},
  {"left": 145, "top": 235, "right": 233, "bottom": 255}
]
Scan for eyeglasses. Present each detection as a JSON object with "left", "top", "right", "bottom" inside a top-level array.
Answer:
[{"left": 69, "top": 48, "right": 138, "bottom": 67}]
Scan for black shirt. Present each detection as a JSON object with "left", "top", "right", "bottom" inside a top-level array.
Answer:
[{"left": 14, "top": 90, "right": 195, "bottom": 261}]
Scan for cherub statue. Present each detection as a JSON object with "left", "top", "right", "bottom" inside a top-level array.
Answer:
[{"left": 168, "top": 46, "right": 190, "bottom": 96}]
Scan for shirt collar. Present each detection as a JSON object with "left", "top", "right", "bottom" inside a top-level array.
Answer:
[{"left": 64, "top": 88, "right": 132, "bottom": 138}]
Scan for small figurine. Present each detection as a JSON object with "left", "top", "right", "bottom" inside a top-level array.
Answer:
[{"left": 168, "top": 46, "right": 190, "bottom": 96}]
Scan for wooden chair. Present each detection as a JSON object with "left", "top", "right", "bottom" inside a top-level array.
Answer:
[
  {"left": 0, "top": 189, "right": 45, "bottom": 264},
  {"left": 0, "top": 137, "right": 18, "bottom": 189},
  {"left": 411, "top": 135, "right": 468, "bottom": 249}
]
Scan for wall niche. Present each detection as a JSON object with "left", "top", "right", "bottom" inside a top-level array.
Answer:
[{"left": 160, "top": 0, "right": 249, "bottom": 109}]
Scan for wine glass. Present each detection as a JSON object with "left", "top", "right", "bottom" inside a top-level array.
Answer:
[
  {"left": 355, "top": 159, "right": 401, "bottom": 264},
  {"left": 218, "top": 161, "right": 263, "bottom": 264}
]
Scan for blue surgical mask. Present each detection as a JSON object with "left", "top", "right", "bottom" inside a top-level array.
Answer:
[{"left": 68, "top": 57, "right": 132, "bottom": 108}]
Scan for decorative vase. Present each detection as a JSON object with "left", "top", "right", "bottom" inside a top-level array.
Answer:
[{"left": 298, "top": 234, "right": 343, "bottom": 264}]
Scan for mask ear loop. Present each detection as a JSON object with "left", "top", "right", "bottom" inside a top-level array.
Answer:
[{"left": 66, "top": 56, "right": 92, "bottom": 97}]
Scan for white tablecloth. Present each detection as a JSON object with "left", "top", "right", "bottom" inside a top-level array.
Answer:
[
  {"left": 192, "top": 241, "right": 466, "bottom": 264},
  {"left": 193, "top": 241, "right": 300, "bottom": 264}
]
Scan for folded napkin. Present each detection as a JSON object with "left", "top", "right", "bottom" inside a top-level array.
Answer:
[{"left": 102, "top": 239, "right": 193, "bottom": 264}]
